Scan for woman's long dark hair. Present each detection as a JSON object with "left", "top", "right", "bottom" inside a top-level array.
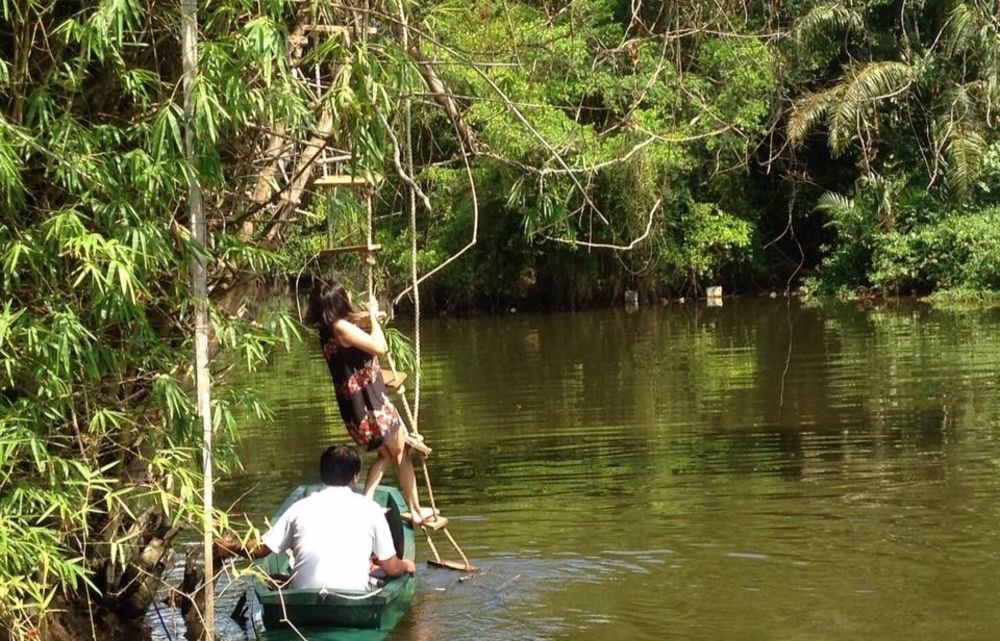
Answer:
[{"left": 306, "top": 277, "right": 367, "bottom": 330}]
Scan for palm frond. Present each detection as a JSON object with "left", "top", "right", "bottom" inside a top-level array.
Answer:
[
  {"left": 794, "top": 3, "right": 864, "bottom": 42},
  {"left": 942, "top": 125, "right": 986, "bottom": 196},
  {"left": 944, "top": 3, "right": 980, "bottom": 56},
  {"left": 944, "top": 2, "right": 1000, "bottom": 58},
  {"left": 788, "top": 85, "right": 844, "bottom": 146},
  {"left": 814, "top": 191, "right": 855, "bottom": 219},
  {"left": 829, "top": 61, "right": 913, "bottom": 155},
  {"left": 945, "top": 3, "right": 1000, "bottom": 87}
]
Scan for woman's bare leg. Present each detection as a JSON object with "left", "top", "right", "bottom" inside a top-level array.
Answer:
[
  {"left": 383, "top": 428, "right": 425, "bottom": 522},
  {"left": 398, "top": 445, "right": 425, "bottom": 523},
  {"left": 364, "top": 447, "right": 390, "bottom": 499}
]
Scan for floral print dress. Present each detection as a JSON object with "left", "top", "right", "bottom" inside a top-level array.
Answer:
[{"left": 320, "top": 324, "right": 402, "bottom": 450}]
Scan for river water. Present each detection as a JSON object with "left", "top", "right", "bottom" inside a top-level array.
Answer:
[{"left": 164, "top": 298, "right": 1000, "bottom": 641}]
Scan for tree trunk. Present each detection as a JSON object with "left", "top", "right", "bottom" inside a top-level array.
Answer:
[{"left": 181, "top": 0, "right": 216, "bottom": 638}]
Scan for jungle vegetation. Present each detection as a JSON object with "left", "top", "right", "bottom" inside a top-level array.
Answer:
[{"left": 1, "top": 0, "right": 999, "bottom": 640}]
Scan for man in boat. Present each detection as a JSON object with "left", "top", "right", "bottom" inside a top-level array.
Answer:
[{"left": 214, "top": 444, "right": 415, "bottom": 590}]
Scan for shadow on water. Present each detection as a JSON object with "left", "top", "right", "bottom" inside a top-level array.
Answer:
[{"left": 150, "top": 299, "right": 1000, "bottom": 641}]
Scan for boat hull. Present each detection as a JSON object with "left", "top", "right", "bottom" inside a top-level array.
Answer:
[{"left": 250, "top": 484, "right": 416, "bottom": 640}]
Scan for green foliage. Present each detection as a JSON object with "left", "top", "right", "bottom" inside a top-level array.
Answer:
[
  {"left": 4, "top": 0, "right": 1000, "bottom": 632},
  {"left": 808, "top": 173, "right": 1000, "bottom": 295},
  {"left": 784, "top": 0, "right": 999, "bottom": 293},
  {"left": 924, "top": 288, "right": 1000, "bottom": 309},
  {"left": 794, "top": 3, "right": 864, "bottom": 38},
  {"left": 370, "top": 1, "right": 776, "bottom": 306},
  {"left": 370, "top": 0, "right": 999, "bottom": 306},
  {"left": 0, "top": 0, "right": 309, "bottom": 634},
  {"left": 697, "top": 38, "right": 776, "bottom": 136},
  {"left": 872, "top": 208, "right": 1000, "bottom": 292},
  {"left": 976, "top": 141, "right": 1000, "bottom": 197}
]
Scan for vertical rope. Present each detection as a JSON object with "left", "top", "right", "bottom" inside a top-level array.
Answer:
[
  {"left": 371, "top": 1, "right": 472, "bottom": 571},
  {"left": 366, "top": 192, "right": 375, "bottom": 298},
  {"left": 404, "top": 59, "right": 420, "bottom": 427},
  {"left": 363, "top": 0, "right": 376, "bottom": 301}
]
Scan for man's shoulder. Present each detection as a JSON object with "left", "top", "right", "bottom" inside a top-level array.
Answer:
[
  {"left": 306, "top": 487, "right": 380, "bottom": 512},
  {"left": 339, "top": 492, "right": 388, "bottom": 524},
  {"left": 285, "top": 488, "right": 341, "bottom": 514},
  {"left": 347, "top": 491, "right": 383, "bottom": 511},
  {"left": 275, "top": 493, "right": 310, "bottom": 521}
]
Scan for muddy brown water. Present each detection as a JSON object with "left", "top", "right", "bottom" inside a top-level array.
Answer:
[{"left": 150, "top": 298, "right": 1000, "bottom": 641}]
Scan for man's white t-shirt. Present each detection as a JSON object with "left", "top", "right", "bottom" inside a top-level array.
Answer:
[{"left": 261, "top": 486, "right": 396, "bottom": 591}]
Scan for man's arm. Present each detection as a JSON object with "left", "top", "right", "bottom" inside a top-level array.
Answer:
[
  {"left": 370, "top": 504, "right": 415, "bottom": 577},
  {"left": 213, "top": 535, "right": 273, "bottom": 561},
  {"left": 375, "top": 555, "right": 416, "bottom": 577}
]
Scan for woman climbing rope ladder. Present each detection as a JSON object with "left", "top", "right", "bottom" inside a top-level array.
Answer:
[{"left": 306, "top": 276, "right": 436, "bottom": 525}]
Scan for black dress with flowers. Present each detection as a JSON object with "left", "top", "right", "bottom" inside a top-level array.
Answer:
[{"left": 320, "top": 324, "right": 402, "bottom": 451}]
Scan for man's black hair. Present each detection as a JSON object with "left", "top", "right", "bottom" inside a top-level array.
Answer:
[{"left": 320, "top": 445, "right": 362, "bottom": 486}]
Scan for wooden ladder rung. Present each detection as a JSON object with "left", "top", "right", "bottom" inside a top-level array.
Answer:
[
  {"left": 301, "top": 24, "right": 349, "bottom": 34},
  {"left": 402, "top": 513, "right": 449, "bottom": 531},
  {"left": 300, "top": 24, "right": 377, "bottom": 36},
  {"left": 404, "top": 432, "right": 431, "bottom": 456},
  {"left": 318, "top": 244, "right": 381, "bottom": 257},
  {"left": 428, "top": 559, "right": 475, "bottom": 572},
  {"left": 313, "top": 174, "right": 380, "bottom": 189},
  {"left": 380, "top": 368, "right": 406, "bottom": 389},
  {"left": 316, "top": 154, "right": 354, "bottom": 164},
  {"left": 421, "top": 516, "right": 449, "bottom": 531}
]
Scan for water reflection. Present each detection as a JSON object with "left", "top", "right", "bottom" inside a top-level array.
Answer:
[{"left": 152, "top": 299, "right": 1000, "bottom": 641}]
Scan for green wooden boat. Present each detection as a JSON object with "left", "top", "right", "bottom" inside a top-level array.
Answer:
[{"left": 248, "top": 484, "right": 416, "bottom": 641}]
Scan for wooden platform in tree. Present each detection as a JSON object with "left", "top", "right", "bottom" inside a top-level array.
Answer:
[
  {"left": 318, "top": 243, "right": 381, "bottom": 258},
  {"left": 313, "top": 174, "right": 380, "bottom": 189},
  {"left": 300, "top": 24, "right": 377, "bottom": 36}
]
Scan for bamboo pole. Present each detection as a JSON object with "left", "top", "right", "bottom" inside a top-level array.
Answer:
[{"left": 180, "top": 1, "right": 215, "bottom": 639}]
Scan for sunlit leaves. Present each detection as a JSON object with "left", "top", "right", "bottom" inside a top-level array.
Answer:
[
  {"left": 788, "top": 85, "right": 844, "bottom": 146},
  {"left": 242, "top": 17, "right": 287, "bottom": 84},
  {"left": 0, "top": 118, "right": 25, "bottom": 209},
  {"left": 152, "top": 104, "right": 185, "bottom": 157},
  {"left": 815, "top": 192, "right": 857, "bottom": 221},
  {"left": 1, "top": 238, "right": 38, "bottom": 288},
  {"left": 407, "top": 1, "right": 773, "bottom": 294},
  {"left": 942, "top": 125, "right": 986, "bottom": 197},
  {"left": 52, "top": 0, "right": 141, "bottom": 64},
  {"left": 697, "top": 38, "right": 776, "bottom": 135},
  {"left": 785, "top": 1, "right": 1000, "bottom": 293},
  {"left": 679, "top": 202, "right": 753, "bottom": 278}
]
